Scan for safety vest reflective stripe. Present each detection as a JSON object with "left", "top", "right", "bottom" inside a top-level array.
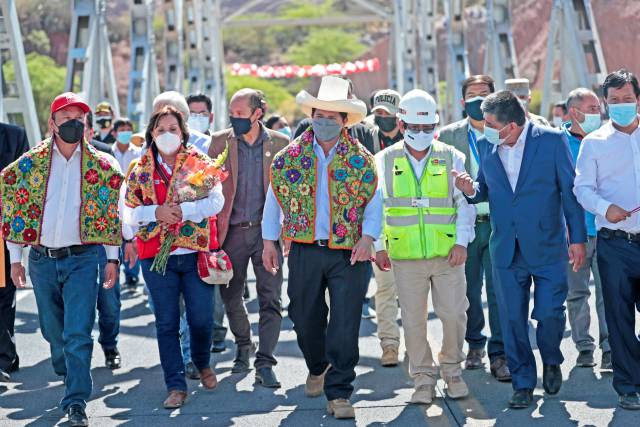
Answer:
[
  {"left": 384, "top": 197, "right": 452, "bottom": 208},
  {"left": 385, "top": 214, "right": 457, "bottom": 226}
]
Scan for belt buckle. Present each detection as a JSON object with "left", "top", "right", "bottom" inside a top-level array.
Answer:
[
  {"left": 317, "top": 240, "right": 327, "bottom": 247},
  {"left": 45, "top": 247, "right": 55, "bottom": 258}
]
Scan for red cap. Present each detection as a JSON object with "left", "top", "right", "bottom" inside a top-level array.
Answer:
[{"left": 50, "top": 92, "right": 90, "bottom": 114}]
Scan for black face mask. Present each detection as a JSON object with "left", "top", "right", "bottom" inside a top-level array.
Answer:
[
  {"left": 229, "top": 116, "right": 252, "bottom": 136},
  {"left": 375, "top": 115, "right": 398, "bottom": 132},
  {"left": 464, "top": 97, "right": 485, "bottom": 121},
  {"left": 56, "top": 119, "right": 85, "bottom": 144},
  {"left": 96, "top": 117, "right": 112, "bottom": 129}
]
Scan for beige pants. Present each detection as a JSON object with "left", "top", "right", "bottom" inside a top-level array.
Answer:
[
  {"left": 373, "top": 262, "right": 400, "bottom": 349},
  {"left": 392, "top": 257, "right": 468, "bottom": 387}
]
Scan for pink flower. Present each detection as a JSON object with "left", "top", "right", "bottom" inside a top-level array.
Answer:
[
  {"left": 335, "top": 224, "right": 348, "bottom": 238},
  {"left": 348, "top": 208, "right": 358, "bottom": 223}
]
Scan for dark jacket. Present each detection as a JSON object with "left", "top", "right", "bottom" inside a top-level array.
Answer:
[{"left": 208, "top": 126, "right": 289, "bottom": 246}]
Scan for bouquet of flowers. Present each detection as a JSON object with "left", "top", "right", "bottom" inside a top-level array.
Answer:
[{"left": 150, "top": 144, "right": 228, "bottom": 274}]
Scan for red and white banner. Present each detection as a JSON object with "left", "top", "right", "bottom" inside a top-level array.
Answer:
[{"left": 230, "top": 58, "right": 380, "bottom": 79}]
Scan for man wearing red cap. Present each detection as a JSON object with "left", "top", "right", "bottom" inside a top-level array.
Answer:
[{"left": 0, "top": 93, "right": 123, "bottom": 426}]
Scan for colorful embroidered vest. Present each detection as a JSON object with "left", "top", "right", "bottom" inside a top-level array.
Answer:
[
  {"left": 270, "top": 127, "right": 377, "bottom": 249},
  {"left": 125, "top": 146, "right": 214, "bottom": 253},
  {"left": 0, "top": 138, "right": 123, "bottom": 246}
]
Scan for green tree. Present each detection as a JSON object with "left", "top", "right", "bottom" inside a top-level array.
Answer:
[
  {"left": 285, "top": 28, "right": 367, "bottom": 65},
  {"left": 3, "top": 53, "right": 66, "bottom": 135},
  {"left": 225, "top": 73, "right": 294, "bottom": 111}
]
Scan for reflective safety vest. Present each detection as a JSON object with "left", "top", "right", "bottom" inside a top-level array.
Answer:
[{"left": 381, "top": 141, "right": 457, "bottom": 259}]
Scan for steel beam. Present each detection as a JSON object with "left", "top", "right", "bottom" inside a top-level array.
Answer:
[{"left": 484, "top": 0, "right": 518, "bottom": 89}]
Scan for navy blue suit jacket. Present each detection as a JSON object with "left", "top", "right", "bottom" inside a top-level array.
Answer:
[{"left": 467, "top": 123, "right": 587, "bottom": 268}]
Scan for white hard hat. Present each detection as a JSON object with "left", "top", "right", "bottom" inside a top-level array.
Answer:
[{"left": 397, "top": 89, "right": 439, "bottom": 125}]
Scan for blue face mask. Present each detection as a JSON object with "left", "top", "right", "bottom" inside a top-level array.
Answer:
[
  {"left": 608, "top": 102, "right": 638, "bottom": 127},
  {"left": 577, "top": 112, "right": 602, "bottom": 134},
  {"left": 278, "top": 126, "right": 292, "bottom": 138},
  {"left": 117, "top": 130, "right": 132, "bottom": 145},
  {"left": 483, "top": 124, "right": 508, "bottom": 146}
]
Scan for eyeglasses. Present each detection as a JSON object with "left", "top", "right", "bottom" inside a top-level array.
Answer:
[{"left": 405, "top": 123, "right": 436, "bottom": 132}]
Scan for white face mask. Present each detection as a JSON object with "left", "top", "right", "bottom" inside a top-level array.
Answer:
[
  {"left": 404, "top": 129, "right": 434, "bottom": 151},
  {"left": 155, "top": 132, "right": 181, "bottom": 154},
  {"left": 552, "top": 116, "right": 563, "bottom": 127},
  {"left": 187, "top": 115, "right": 210, "bottom": 134}
]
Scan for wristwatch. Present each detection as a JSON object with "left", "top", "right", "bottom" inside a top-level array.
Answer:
[{"left": 107, "top": 259, "right": 120, "bottom": 266}]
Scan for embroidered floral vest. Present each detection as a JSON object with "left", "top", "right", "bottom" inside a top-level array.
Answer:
[
  {"left": 270, "top": 127, "right": 377, "bottom": 249},
  {"left": 125, "top": 146, "right": 213, "bottom": 252},
  {"left": 0, "top": 138, "right": 123, "bottom": 246}
]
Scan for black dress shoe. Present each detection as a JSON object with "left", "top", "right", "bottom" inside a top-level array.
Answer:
[
  {"left": 231, "top": 346, "right": 252, "bottom": 373},
  {"left": 509, "top": 389, "right": 533, "bottom": 409},
  {"left": 185, "top": 361, "right": 200, "bottom": 380},
  {"left": 255, "top": 367, "right": 281, "bottom": 388},
  {"left": 67, "top": 404, "right": 89, "bottom": 427},
  {"left": 543, "top": 364, "right": 562, "bottom": 395},
  {"left": 618, "top": 392, "right": 640, "bottom": 410},
  {"left": 104, "top": 348, "right": 121, "bottom": 369},
  {"left": 7, "top": 356, "right": 19, "bottom": 373}
]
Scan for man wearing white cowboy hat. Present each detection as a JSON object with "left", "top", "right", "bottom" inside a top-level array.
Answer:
[
  {"left": 262, "top": 76, "right": 382, "bottom": 419},
  {"left": 374, "top": 89, "right": 476, "bottom": 404}
]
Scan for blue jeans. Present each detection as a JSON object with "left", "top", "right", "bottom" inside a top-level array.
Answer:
[
  {"left": 96, "top": 246, "right": 120, "bottom": 351},
  {"left": 141, "top": 253, "right": 213, "bottom": 392},
  {"left": 121, "top": 243, "right": 140, "bottom": 283},
  {"left": 180, "top": 285, "right": 227, "bottom": 364},
  {"left": 29, "top": 245, "right": 100, "bottom": 411}
]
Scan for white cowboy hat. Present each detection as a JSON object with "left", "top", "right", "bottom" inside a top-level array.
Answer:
[{"left": 296, "top": 76, "right": 367, "bottom": 127}]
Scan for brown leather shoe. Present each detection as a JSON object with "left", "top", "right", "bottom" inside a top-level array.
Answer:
[
  {"left": 490, "top": 357, "right": 512, "bottom": 382},
  {"left": 199, "top": 368, "right": 218, "bottom": 389},
  {"left": 381, "top": 346, "right": 399, "bottom": 367},
  {"left": 465, "top": 348, "right": 486, "bottom": 369},
  {"left": 305, "top": 365, "right": 330, "bottom": 397},
  {"left": 163, "top": 390, "right": 187, "bottom": 409},
  {"left": 327, "top": 398, "right": 355, "bottom": 419}
]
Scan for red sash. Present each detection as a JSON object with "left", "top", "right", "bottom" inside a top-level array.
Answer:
[{"left": 137, "top": 164, "right": 218, "bottom": 259}]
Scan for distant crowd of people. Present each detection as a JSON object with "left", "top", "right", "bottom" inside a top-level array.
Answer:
[{"left": 0, "top": 67, "right": 639, "bottom": 426}]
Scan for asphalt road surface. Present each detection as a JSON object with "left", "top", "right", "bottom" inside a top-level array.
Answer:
[{"left": 1, "top": 263, "right": 638, "bottom": 426}]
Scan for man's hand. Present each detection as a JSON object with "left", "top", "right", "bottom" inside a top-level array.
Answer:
[
  {"left": 451, "top": 170, "right": 476, "bottom": 196},
  {"left": 103, "top": 262, "right": 118, "bottom": 289},
  {"left": 124, "top": 242, "right": 138, "bottom": 268},
  {"left": 262, "top": 240, "right": 280, "bottom": 276},
  {"left": 351, "top": 235, "right": 374, "bottom": 265},
  {"left": 283, "top": 240, "right": 291, "bottom": 257},
  {"left": 605, "top": 204, "right": 630, "bottom": 224},
  {"left": 447, "top": 244, "right": 467, "bottom": 267},
  {"left": 155, "top": 204, "right": 182, "bottom": 225},
  {"left": 375, "top": 250, "right": 392, "bottom": 271},
  {"left": 10, "top": 263, "right": 26, "bottom": 288},
  {"left": 568, "top": 243, "right": 586, "bottom": 273}
]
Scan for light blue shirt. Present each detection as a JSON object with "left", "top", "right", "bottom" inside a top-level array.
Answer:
[
  {"left": 262, "top": 137, "right": 382, "bottom": 241},
  {"left": 188, "top": 129, "right": 211, "bottom": 154}
]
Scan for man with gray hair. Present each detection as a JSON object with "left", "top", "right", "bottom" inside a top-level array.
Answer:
[
  {"left": 152, "top": 91, "right": 211, "bottom": 153},
  {"left": 561, "top": 88, "right": 610, "bottom": 370},
  {"left": 453, "top": 90, "right": 587, "bottom": 408}
]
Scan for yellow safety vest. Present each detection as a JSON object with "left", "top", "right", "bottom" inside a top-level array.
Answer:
[{"left": 381, "top": 141, "right": 457, "bottom": 259}]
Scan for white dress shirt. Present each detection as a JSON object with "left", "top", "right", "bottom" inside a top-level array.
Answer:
[
  {"left": 111, "top": 143, "right": 142, "bottom": 174},
  {"left": 373, "top": 142, "right": 476, "bottom": 252},
  {"left": 262, "top": 137, "right": 383, "bottom": 242},
  {"left": 122, "top": 154, "right": 225, "bottom": 255},
  {"left": 574, "top": 119, "right": 640, "bottom": 233},
  {"left": 7, "top": 142, "right": 120, "bottom": 263},
  {"left": 497, "top": 120, "right": 530, "bottom": 191}
]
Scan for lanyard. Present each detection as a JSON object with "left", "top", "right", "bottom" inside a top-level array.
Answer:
[{"left": 467, "top": 128, "right": 480, "bottom": 164}]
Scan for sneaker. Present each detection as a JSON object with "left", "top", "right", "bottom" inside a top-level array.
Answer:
[
  {"left": 410, "top": 384, "right": 435, "bottom": 404},
  {"left": 601, "top": 351, "right": 612, "bottom": 370},
  {"left": 618, "top": 392, "right": 640, "bottom": 410},
  {"left": 576, "top": 349, "right": 596, "bottom": 367},
  {"left": 444, "top": 375, "right": 469, "bottom": 399},
  {"left": 380, "top": 346, "right": 399, "bottom": 367},
  {"left": 66, "top": 404, "right": 88, "bottom": 427},
  {"left": 327, "top": 398, "right": 355, "bottom": 419}
]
